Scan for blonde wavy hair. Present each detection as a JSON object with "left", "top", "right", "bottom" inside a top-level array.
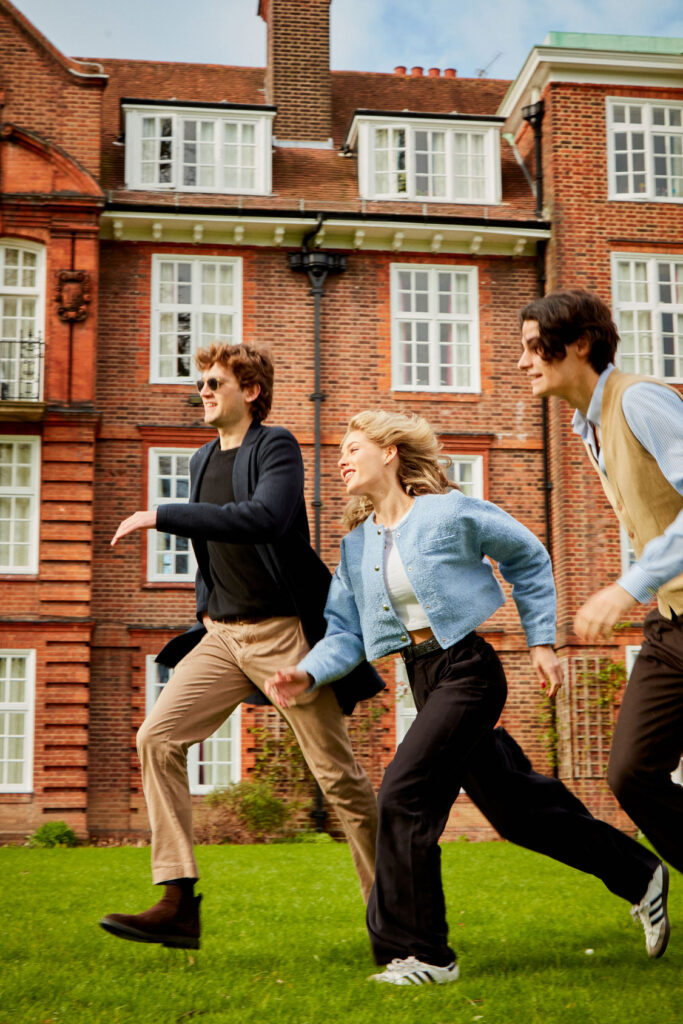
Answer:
[{"left": 341, "top": 409, "right": 456, "bottom": 531}]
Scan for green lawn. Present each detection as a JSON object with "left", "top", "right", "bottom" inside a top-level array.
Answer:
[{"left": 1, "top": 840, "right": 681, "bottom": 1024}]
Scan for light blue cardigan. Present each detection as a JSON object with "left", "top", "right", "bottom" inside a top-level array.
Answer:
[{"left": 299, "top": 490, "right": 556, "bottom": 687}]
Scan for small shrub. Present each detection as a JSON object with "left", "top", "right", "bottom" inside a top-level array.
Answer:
[
  {"left": 194, "top": 780, "right": 294, "bottom": 844},
  {"left": 27, "top": 821, "right": 78, "bottom": 848}
]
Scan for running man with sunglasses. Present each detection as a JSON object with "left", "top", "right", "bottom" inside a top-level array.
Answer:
[{"left": 100, "top": 343, "right": 382, "bottom": 950}]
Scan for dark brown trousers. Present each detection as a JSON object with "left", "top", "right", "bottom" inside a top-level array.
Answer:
[{"left": 608, "top": 609, "right": 683, "bottom": 874}]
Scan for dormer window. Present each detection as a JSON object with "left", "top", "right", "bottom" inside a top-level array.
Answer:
[
  {"left": 348, "top": 112, "right": 502, "bottom": 204},
  {"left": 123, "top": 102, "right": 275, "bottom": 195}
]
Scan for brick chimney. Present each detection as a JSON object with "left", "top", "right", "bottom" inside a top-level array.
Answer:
[{"left": 258, "top": 0, "right": 332, "bottom": 144}]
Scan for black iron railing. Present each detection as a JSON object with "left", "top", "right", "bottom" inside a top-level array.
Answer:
[{"left": 0, "top": 337, "right": 44, "bottom": 401}]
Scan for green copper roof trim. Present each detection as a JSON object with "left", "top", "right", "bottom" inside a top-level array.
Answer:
[{"left": 544, "top": 32, "right": 683, "bottom": 55}]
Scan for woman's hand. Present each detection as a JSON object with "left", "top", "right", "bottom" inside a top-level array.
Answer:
[
  {"left": 111, "top": 509, "right": 157, "bottom": 546},
  {"left": 529, "top": 645, "right": 564, "bottom": 698},
  {"left": 265, "top": 668, "right": 314, "bottom": 709}
]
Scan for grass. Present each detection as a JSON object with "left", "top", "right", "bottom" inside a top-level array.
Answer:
[{"left": 1, "top": 839, "right": 681, "bottom": 1024}]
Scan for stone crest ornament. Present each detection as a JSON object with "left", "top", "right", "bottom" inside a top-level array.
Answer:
[{"left": 55, "top": 270, "right": 91, "bottom": 322}]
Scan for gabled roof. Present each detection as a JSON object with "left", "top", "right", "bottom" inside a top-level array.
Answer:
[
  {"left": 96, "top": 59, "right": 537, "bottom": 223},
  {"left": 0, "top": 0, "right": 106, "bottom": 81}
]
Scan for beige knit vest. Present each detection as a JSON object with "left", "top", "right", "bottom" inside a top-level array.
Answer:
[{"left": 582, "top": 368, "right": 683, "bottom": 618}]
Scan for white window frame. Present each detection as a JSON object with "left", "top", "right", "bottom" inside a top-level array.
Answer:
[
  {"left": 443, "top": 454, "right": 484, "bottom": 498},
  {"left": 150, "top": 255, "right": 242, "bottom": 384},
  {"left": 124, "top": 104, "right": 274, "bottom": 195},
  {"left": 147, "top": 448, "right": 198, "bottom": 582},
  {"left": 607, "top": 97, "right": 683, "bottom": 203},
  {"left": 0, "top": 435, "right": 40, "bottom": 574},
  {"left": 145, "top": 656, "right": 241, "bottom": 794},
  {"left": 0, "top": 648, "right": 35, "bottom": 793},
  {"left": 0, "top": 240, "right": 45, "bottom": 402},
  {"left": 391, "top": 263, "right": 480, "bottom": 393},
  {"left": 355, "top": 115, "right": 501, "bottom": 204},
  {"left": 611, "top": 252, "right": 683, "bottom": 382}
]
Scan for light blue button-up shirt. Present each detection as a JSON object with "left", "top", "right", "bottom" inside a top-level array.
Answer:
[
  {"left": 572, "top": 364, "right": 683, "bottom": 603},
  {"left": 299, "top": 490, "right": 556, "bottom": 687}
]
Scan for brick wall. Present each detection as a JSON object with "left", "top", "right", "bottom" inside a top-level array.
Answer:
[
  {"left": 261, "top": 0, "right": 332, "bottom": 141},
  {"left": 0, "top": 2, "right": 104, "bottom": 178}
]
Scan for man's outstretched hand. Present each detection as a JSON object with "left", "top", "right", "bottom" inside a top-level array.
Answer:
[
  {"left": 574, "top": 583, "right": 636, "bottom": 642},
  {"left": 111, "top": 510, "right": 157, "bottom": 546}
]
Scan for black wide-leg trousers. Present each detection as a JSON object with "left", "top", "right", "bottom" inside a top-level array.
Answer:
[
  {"left": 607, "top": 609, "right": 683, "bottom": 874},
  {"left": 366, "top": 633, "right": 507, "bottom": 967},
  {"left": 366, "top": 633, "right": 659, "bottom": 968}
]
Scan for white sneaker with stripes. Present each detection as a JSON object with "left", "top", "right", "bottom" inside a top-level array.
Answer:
[
  {"left": 369, "top": 956, "right": 459, "bottom": 986},
  {"left": 631, "top": 863, "right": 670, "bottom": 958}
]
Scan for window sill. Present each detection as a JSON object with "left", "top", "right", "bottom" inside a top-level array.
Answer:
[
  {"left": 608, "top": 195, "right": 683, "bottom": 204},
  {"left": 392, "top": 390, "right": 481, "bottom": 402},
  {"left": 143, "top": 582, "right": 195, "bottom": 590}
]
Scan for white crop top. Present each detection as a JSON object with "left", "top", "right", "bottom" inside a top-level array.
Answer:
[{"left": 383, "top": 523, "right": 431, "bottom": 631}]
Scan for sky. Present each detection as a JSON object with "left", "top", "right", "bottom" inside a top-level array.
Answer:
[{"left": 10, "top": 0, "right": 683, "bottom": 81}]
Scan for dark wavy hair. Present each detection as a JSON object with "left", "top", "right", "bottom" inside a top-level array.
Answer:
[
  {"left": 195, "top": 343, "right": 274, "bottom": 422},
  {"left": 519, "top": 290, "right": 619, "bottom": 373}
]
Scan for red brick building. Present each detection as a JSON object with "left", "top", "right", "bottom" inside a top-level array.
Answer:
[{"left": 1, "top": 0, "right": 680, "bottom": 841}]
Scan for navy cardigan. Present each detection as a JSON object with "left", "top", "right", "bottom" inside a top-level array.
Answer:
[{"left": 156, "top": 419, "right": 384, "bottom": 714}]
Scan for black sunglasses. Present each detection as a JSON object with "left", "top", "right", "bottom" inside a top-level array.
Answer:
[{"left": 196, "top": 377, "right": 228, "bottom": 393}]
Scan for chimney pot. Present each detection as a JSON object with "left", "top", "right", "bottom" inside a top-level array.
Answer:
[
  {"left": 428, "top": 67, "right": 440, "bottom": 77},
  {"left": 394, "top": 65, "right": 407, "bottom": 76},
  {"left": 444, "top": 68, "right": 456, "bottom": 78},
  {"left": 410, "top": 66, "right": 423, "bottom": 77}
]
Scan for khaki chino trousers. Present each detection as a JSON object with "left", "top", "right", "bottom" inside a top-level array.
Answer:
[{"left": 137, "top": 616, "right": 377, "bottom": 901}]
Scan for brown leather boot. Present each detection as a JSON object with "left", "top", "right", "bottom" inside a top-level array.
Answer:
[{"left": 99, "top": 886, "right": 201, "bottom": 949}]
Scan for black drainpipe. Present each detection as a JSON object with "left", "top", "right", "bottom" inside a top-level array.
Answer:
[
  {"left": 288, "top": 218, "right": 347, "bottom": 830},
  {"left": 522, "top": 100, "right": 552, "bottom": 562},
  {"left": 522, "top": 102, "right": 558, "bottom": 775},
  {"left": 522, "top": 99, "right": 545, "bottom": 220},
  {"left": 288, "top": 216, "right": 347, "bottom": 555}
]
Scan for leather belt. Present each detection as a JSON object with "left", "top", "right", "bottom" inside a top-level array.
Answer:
[
  {"left": 212, "top": 614, "right": 266, "bottom": 625},
  {"left": 401, "top": 636, "right": 443, "bottom": 664}
]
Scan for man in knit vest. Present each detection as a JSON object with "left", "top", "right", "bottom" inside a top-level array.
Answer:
[{"left": 518, "top": 290, "right": 682, "bottom": 955}]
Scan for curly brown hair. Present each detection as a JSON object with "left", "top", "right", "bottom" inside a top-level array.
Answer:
[{"left": 195, "top": 343, "right": 274, "bottom": 422}]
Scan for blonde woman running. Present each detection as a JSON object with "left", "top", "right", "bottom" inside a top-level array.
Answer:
[{"left": 266, "top": 410, "right": 667, "bottom": 985}]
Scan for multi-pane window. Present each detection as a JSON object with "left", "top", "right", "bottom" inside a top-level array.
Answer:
[
  {"left": 146, "top": 658, "right": 241, "bottom": 794},
  {"left": 608, "top": 99, "right": 683, "bottom": 201},
  {"left": 0, "top": 436, "right": 40, "bottom": 573},
  {"left": 140, "top": 115, "right": 174, "bottom": 185},
  {"left": 452, "top": 132, "right": 487, "bottom": 201},
  {"left": 151, "top": 256, "right": 241, "bottom": 382},
  {"left": 374, "top": 127, "right": 408, "bottom": 196},
  {"left": 391, "top": 265, "right": 479, "bottom": 392},
  {"left": 357, "top": 117, "right": 500, "bottom": 203},
  {"left": 148, "top": 448, "right": 197, "bottom": 582},
  {"left": 612, "top": 255, "right": 683, "bottom": 380},
  {"left": 0, "top": 650, "right": 34, "bottom": 793},
  {"left": 124, "top": 105, "right": 272, "bottom": 194},
  {"left": 0, "top": 243, "right": 44, "bottom": 401},
  {"left": 223, "top": 122, "right": 257, "bottom": 190},
  {"left": 443, "top": 455, "right": 484, "bottom": 498}
]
